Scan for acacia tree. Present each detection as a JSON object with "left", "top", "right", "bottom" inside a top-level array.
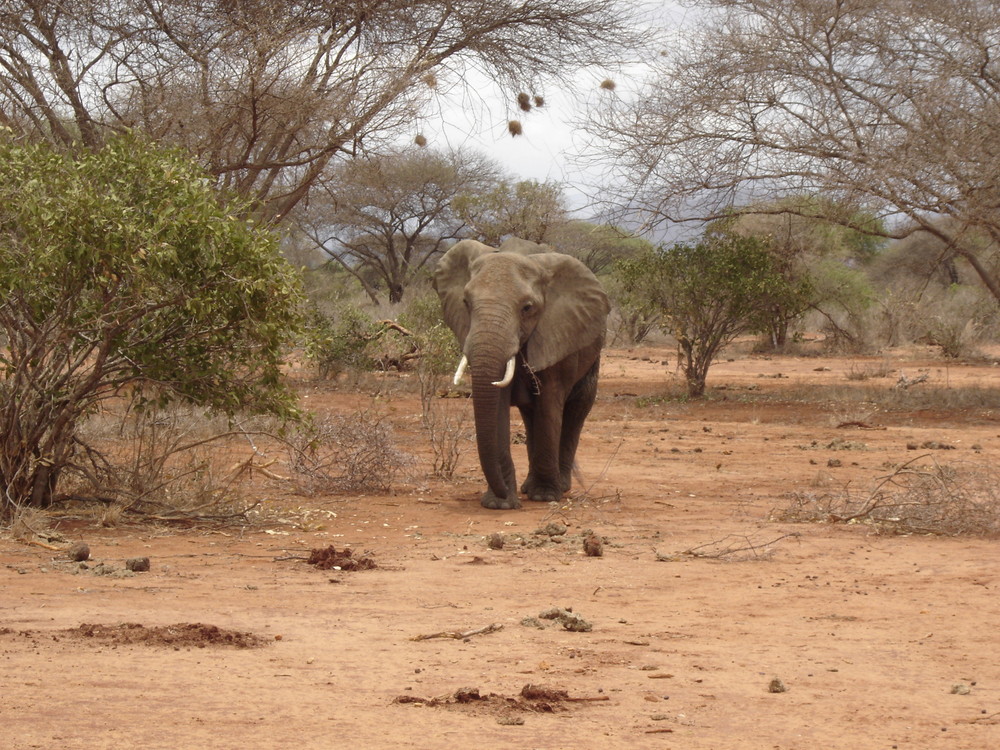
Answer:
[
  {"left": 588, "top": 0, "right": 1000, "bottom": 302},
  {"left": 615, "top": 235, "right": 802, "bottom": 397},
  {"left": 296, "top": 148, "right": 501, "bottom": 304},
  {"left": 454, "top": 179, "right": 569, "bottom": 245},
  {"left": 547, "top": 220, "right": 652, "bottom": 274},
  {"left": 0, "top": 0, "right": 644, "bottom": 222},
  {"left": 0, "top": 133, "right": 304, "bottom": 515},
  {"left": 709, "top": 196, "right": 885, "bottom": 348}
]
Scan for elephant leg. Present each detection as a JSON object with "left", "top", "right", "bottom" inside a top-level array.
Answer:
[
  {"left": 481, "top": 395, "right": 520, "bottom": 510},
  {"left": 558, "top": 359, "right": 600, "bottom": 491},
  {"left": 518, "top": 390, "right": 566, "bottom": 503},
  {"left": 517, "top": 401, "right": 534, "bottom": 490}
]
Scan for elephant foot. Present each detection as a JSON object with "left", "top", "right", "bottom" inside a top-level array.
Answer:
[
  {"left": 480, "top": 489, "right": 521, "bottom": 510},
  {"left": 520, "top": 477, "right": 565, "bottom": 503}
]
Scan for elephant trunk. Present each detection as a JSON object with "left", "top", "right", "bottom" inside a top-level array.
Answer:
[
  {"left": 465, "top": 322, "right": 518, "bottom": 502},
  {"left": 470, "top": 369, "right": 510, "bottom": 500}
]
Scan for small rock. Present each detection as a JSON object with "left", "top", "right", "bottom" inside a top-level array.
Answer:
[
  {"left": 454, "top": 687, "right": 482, "bottom": 703},
  {"left": 950, "top": 683, "right": 971, "bottom": 695},
  {"left": 583, "top": 533, "right": 604, "bottom": 557},
  {"left": 67, "top": 543, "right": 90, "bottom": 562},
  {"left": 536, "top": 606, "right": 592, "bottom": 632},
  {"left": 486, "top": 532, "right": 505, "bottom": 550},
  {"left": 534, "top": 522, "right": 568, "bottom": 537},
  {"left": 768, "top": 677, "right": 788, "bottom": 693},
  {"left": 558, "top": 611, "right": 593, "bottom": 632},
  {"left": 125, "top": 557, "right": 150, "bottom": 572}
]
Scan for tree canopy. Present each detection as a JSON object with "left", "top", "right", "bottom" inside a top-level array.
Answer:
[
  {"left": 588, "top": 0, "right": 1000, "bottom": 302},
  {"left": 297, "top": 148, "right": 500, "bottom": 304},
  {"left": 1, "top": 0, "right": 645, "bottom": 222},
  {"left": 454, "top": 178, "right": 569, "bottom": 245}
]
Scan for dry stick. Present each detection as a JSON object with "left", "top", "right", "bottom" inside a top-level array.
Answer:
[
  {"left": 410, "top": 622, "right": 504, "bottom": 641},
  {"left": 683, "top": 532, "right": 801, "bottom": 560}
]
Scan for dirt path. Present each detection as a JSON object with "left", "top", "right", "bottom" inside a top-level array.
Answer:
[{"left": 2, "top": 346, "right": 999, "bottom": 749}]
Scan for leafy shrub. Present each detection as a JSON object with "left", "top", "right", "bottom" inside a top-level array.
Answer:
[
  {"left": 307, "top": 304, "right": 381, "bottom": 378},
  {"left": 0, "top": 133, "right": 303, "bottom": 516}
]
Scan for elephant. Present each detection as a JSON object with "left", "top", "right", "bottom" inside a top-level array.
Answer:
[{"left": 434, "top": 238, "right": 610, "bottom": 509}]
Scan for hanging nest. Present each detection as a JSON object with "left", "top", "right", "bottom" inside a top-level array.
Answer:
[
  {"left": 533, "top": 95, "right": 545, "bottom": 108},
  {"left": 599, "top": 78, "right": 616, "bottom": 91},
  {"left": 422, "top": 72, "right": 437, "bottom": 88},
  {"left": 507, "top": 120, "right": 523, "bottom": 137},
  {"left": 517, "top": 92, "right": 532, "bottom": 112},
  {"left": 414, "top": 133, "right": 427, "bottom": 147}
]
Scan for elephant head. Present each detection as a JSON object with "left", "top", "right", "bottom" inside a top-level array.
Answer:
[{"left": 434, "top": 239, "right": 609, "bottom": 507}]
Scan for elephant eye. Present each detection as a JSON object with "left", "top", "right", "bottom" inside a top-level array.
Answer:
[{"left": 521, "top": 301, "right": 535, "bottom": 315}]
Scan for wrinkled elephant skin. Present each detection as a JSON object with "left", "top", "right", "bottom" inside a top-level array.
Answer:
[{"left": 435, "top": 238, "right": 610, "bottom": 509}]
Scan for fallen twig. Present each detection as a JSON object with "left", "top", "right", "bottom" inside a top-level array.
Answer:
[
  {"left": 836, "top": 421, "right": 886, "bottom": 430},
  {"left": 683, "top": 532, "right": 801, "bottom": 560},
  {"left": 410, "top": 622, "right": 503, "bottom": 641}
]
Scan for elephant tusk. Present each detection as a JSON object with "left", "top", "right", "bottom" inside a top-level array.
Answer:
[
  {"left": 492, "top": 356, "right": 516, "bottom": 387},
  {"left": 452, "top": 354, "right": 469, "bottom": 385}
]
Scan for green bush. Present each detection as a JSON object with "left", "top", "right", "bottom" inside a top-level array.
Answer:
[
  {"left": 615, "top": 235, "right": 801, "bottom": 397},
  {"left": 0, "top": 133, "right": 304, "bottom": 514},
  {"left": 307, "top": 304, "right": 381, "bottom": 378}
]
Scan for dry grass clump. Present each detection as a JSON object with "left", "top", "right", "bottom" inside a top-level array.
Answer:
[
  {"left": 59, "top": 403, "right": 261, "bottom": 525},
  {"left": 845, "top": 360, "right": 894, "bottom": 381},
  {"left": 285, "top": 410, "right": 412, "bottom": 494},
  {"left": 775, "top": 457, "right": 1000, "bottom": 537}
]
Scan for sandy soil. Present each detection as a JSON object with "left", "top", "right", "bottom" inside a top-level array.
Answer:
[{"left": 2, "top": 344, "right": 999, "bottom": 749}]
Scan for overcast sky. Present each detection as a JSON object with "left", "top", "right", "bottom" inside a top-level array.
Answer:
[
  {"left": 420, "top": 77, "right": 605, "bottom": 212},
  {"left": 420, "top": 2, "right": 692, "bottom": 220}
]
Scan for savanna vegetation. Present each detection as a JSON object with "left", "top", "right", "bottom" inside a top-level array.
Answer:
[{"left": 2, "top": 0, "right": 1000, "bottom": 533}]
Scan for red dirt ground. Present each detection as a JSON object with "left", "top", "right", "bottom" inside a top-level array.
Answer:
[{"left": 2, "top": 344, "right": 999, "bottom": 749}]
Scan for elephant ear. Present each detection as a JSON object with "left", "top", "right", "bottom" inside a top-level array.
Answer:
[
  {"left": 526, "top": 253, "right": 611, "bottom": 372},
  {"left": 433, "top": 239, "right": 496, "bottom": 346}
]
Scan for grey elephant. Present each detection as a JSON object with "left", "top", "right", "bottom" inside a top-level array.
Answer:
[{"left": 434, "top": 238, "right": 610, "bottom": 509}]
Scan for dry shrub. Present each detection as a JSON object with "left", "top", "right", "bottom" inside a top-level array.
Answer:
[
  {"left": 873, "top": 278, "right": 1000, "bottom": 356},
  {"left": 6, "top": 505, "right": 52, "bottom": 541},
  {"left": 845, "top": 359, "right": 893, "bottom": 381},
  {"left": 423, "top": 396, "right": 470, "bottom": 480},
  {"left": 775, "top": 458, "right": 1000, "bottom": 537},
  {"left": 285, "top": 410, "right": 412, "bottom": 494},
  {"left": 415, "top": 363, "right": 470, "bottom": 480},
  {"left": 63, "top": 402, "right": 259, "bottom": 524}
]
